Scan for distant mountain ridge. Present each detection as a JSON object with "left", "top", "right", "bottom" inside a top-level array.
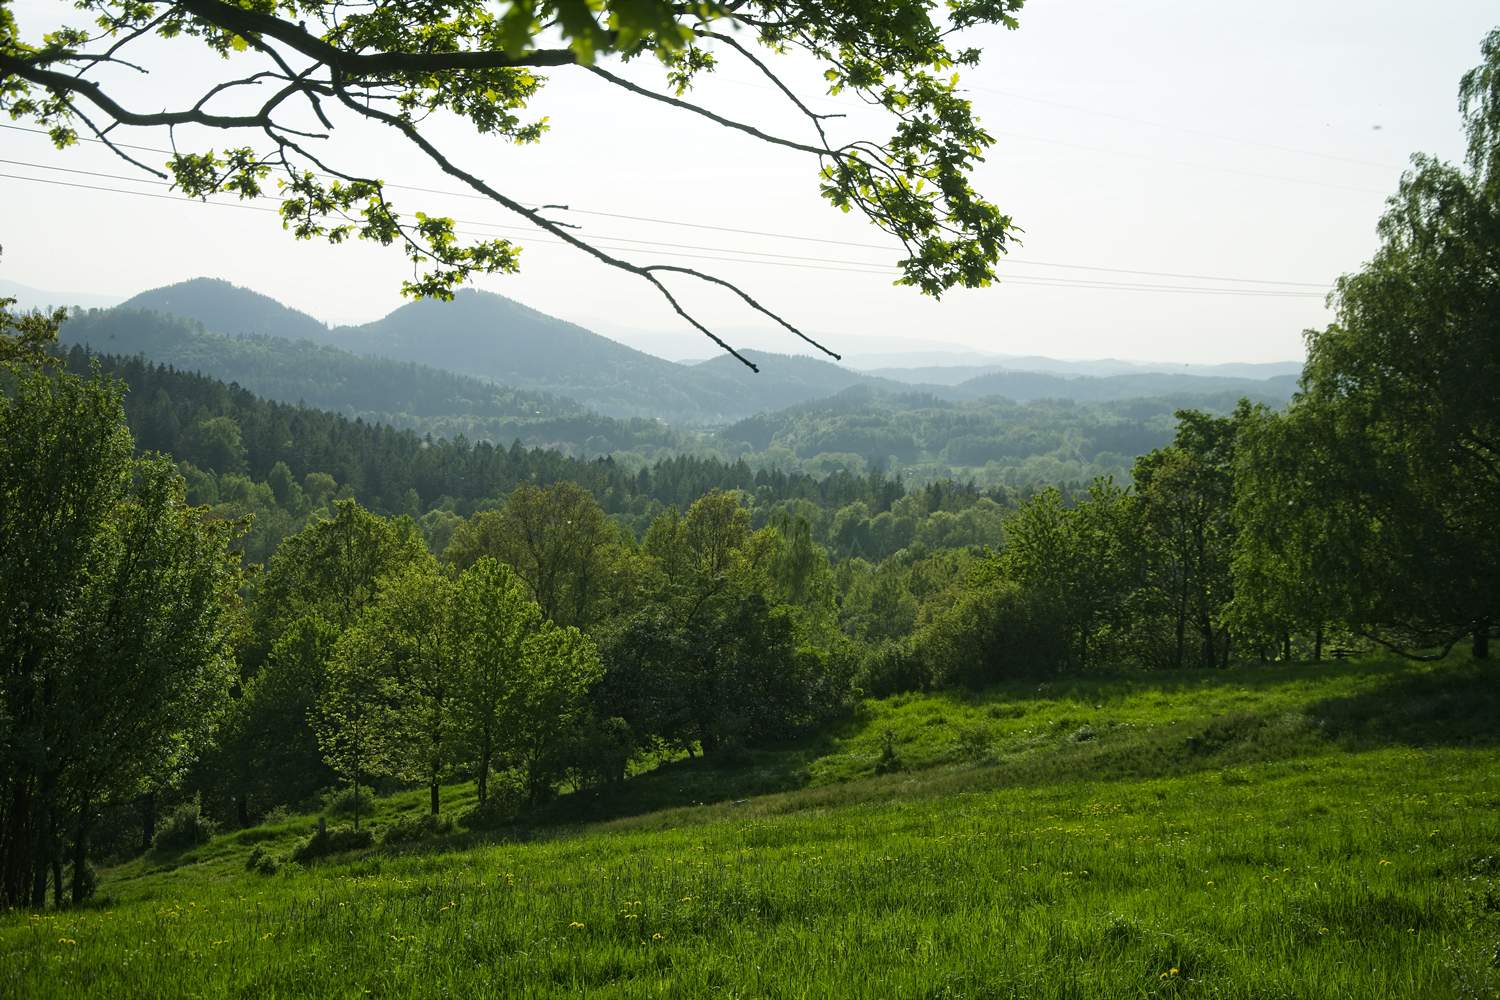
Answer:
[
  {"left": 111, "top": 278, "right": 1302, "bottom": 424},
  {"left": 864, "top": 358, "right": 1304, "bottom": 385},
  {"left": 119, "top": 279, "right": 909, "bottom": 424},
  {"left": 121, "top": 278, "right": 328, "bottom": 343},
  {"left": 59, "top": 306, "right": 682, "bottom": 457}
]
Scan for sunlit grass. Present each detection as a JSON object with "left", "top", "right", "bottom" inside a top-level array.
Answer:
[{"left": 3, "top": 657, "right": 1497, "bottom": 998}]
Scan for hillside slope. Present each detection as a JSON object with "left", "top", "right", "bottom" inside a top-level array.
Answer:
[
  {"left": 59, "top": 307, "right": 682, "bottom": 456},
  {"left": 949, "top": 368, "right": 1300, "bottom": 403},
  {"left": 120, "top": 277, "right": 330, "bottom": 343},
  {"left": 112, "top": 280, "right": 1304, "bottom": 426},
  {"left": 324, "top": 290, "right": 753, "bottom": 423},
  {"left": 8, "top": 658, "right": 1496, "bottom": 999}
]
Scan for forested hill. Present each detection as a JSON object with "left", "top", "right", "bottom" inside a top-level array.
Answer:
[
  {"left": 861, "top": 359, "right": 1305, "bottom": 384},
  {"left": 112, "top": 279, "right": 1300, "bottom": 424},
  {"left": 62, "top": 347, "right": 909, "bottom": 552},
  {"left": 121, "top": 277, "right": 328, "bottom": 342},
  {"left": 59, "top": 307, "right": 683, "bottom": 458},
  {"left": 946, "top": 368, "right": 1300, "bottom": 403},
  {"left": 57, "top": 305, "right": 1297, "bottom": 491},
  {"left": 717, "top": 387, "right": 1287, "bottom": 487},
  {"left": 122, "top": 279, "right": 837, "bottom": 424}
]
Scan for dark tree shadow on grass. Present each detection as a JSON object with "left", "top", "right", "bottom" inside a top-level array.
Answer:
[
  {"left": 1306, "top": 661, "right": 1500, "bottom": 750},
  {"left": 375, "top": 659, "right": 1498, "bottom": 859}
]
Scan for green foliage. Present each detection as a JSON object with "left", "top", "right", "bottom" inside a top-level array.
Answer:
[
  {"left": 289, "top": 826, "right": 374, "bottom": 864},
  {"left": 245, "top": 845, "right": 282, "bottom": 876},
  {"left": 258, "top": 499, "right": 428, "bottom": 637},
  {"left": 0, "top": 348, "right": 241, "bottom": 906},
  {"left": 722, "top": 388, "right": 1293, "bottom": 490},
  {"left": 0, "top": 289, "right": 63, "bottom": 365},
  {"left": 446, "top": 482, "right": 621, "bottom": 627},
  {"left": 212, "top": 615, "right": 341, "bottom": 815},
  {"left": 153, "top": 801, "right": 218, "bottom": 853},
  {"left": 61, "top": 303, "right": 682, "bottom": 454},
  {"left": 6, "top": 660, "right": 1500, "bottom": 998},
  {"left": 450, "top": 558, "right": 542, "bottom": 805},
  {"left": 322, "top": 785, "right": 378, "bottom": 819},
  {"left": 913, "top": 575, "right": 1066, "bottom": 688},
  {"left": 458, "top": 773, "right": 527, "bottom": 831},
  {"left": 6, "top": 1, "right": 1026, "bottom": 309},
  {"left": 381, "top": 812, "right": 456, "bottom": 846}
]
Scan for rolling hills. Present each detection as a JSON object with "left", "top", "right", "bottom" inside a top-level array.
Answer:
[
  {"left": 59, "top": 307, "right": 682, "bottom": 457},
  {"left": 110, "top": 279, "right": 1301, "bottom": 426}
]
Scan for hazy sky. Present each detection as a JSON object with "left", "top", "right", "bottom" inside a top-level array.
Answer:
[{"left": 2, "top": 1, "right": 1495, "bottom": 364}]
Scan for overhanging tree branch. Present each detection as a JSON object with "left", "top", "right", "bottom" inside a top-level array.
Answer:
[{"left": 2, "top": 0, "right": 1024, "bottom": 363}]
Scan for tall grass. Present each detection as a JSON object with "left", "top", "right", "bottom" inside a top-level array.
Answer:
[{"left": 3, "top": 658, "right": 1497, "bottom": 998}]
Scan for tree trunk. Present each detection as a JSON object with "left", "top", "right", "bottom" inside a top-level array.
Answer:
[
  {"left": 1173, "top": 580, "right": 1188, "bottom": 671},
  {"left": 476, "top": 743, "right": 491, "bottom": 806},
  {"left": 235, "top": 794, "right": 249, "bottom": 829},
  {"left": 28, "top": 769, "right": 56, "bottom": 909},
  {"left": 1313, "top": 624, "right": 1324, "bottom": 663},
  {"left": 430, "top": 780, "right": 440, "bottom": 816},
  {"left": 0, "top": 777, "right": 33, "bottom": 908},
  {"left": 70, "top": 796, "right": 89, "bottom": 906},
  {"left": 30, "top": 826, "right": 49, "bottom": 909},
  {"left": 1475, "top": 624, "right": 1490, "bottom": 660},
  {"left": 351, "top": 777, "right": 360, "bottom": 833},
  {"left": 140, "top": 792, "right": 157, "bottom": 851}
]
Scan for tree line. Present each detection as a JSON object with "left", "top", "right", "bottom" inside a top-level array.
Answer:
[{"left": 2, "top": 28, "right": 1496, "bottom": 911}]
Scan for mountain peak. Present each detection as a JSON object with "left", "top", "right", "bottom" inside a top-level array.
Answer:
[{"left": 120, "top": 277, "right": 328, "bottom": 341}]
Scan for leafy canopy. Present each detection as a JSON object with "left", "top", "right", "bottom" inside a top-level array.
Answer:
[{"left": 1, "top": 0, "right": 1024, "bottom": 365}]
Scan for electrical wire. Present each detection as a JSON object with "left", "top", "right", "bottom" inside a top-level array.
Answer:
[
  {"left": 0, "top": 135, "right": 1334, "bottom": 290},
  {"left": 0, "top": 168, "right": 1329, "bottom": 299}
]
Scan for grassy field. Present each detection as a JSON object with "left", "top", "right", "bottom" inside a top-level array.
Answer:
[{"left": 3, "top": 657, "right": 1498, "bottom": 998}]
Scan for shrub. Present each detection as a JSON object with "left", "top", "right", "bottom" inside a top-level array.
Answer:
[
  {"left": 322, "top": 785, "right": 376, "bottom": 818},
  {"left": 954, "top": 722, "right": 995, "bottom": 762},
  {"left": 382, "top": 812, "right": 455, "bottom": 846},
  {"left": 290, "top": 826, "right": 373, "bottom": 863},
  {"left": 245, "top": 845, "right": 282, "bottom": 875},
  {"left": 858, "top": 641, "right": 929, "bottom": 698},
  {"left": 913, "top": 580, "right": 1070, "bottom": 689},
  {"left": 459, "top": 772, "right": 527, "bottom": 830},
  {"left": 260, "top": 805, "right": 292, "bottom": 826},
  {"left": 874, "top": 728, "right": 902, "bottom": 774},
  {"left": 153, "top": 801, "right": 217, "bottom": 852}
]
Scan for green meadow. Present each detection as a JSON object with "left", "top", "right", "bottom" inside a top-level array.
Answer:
[{"left": 4, "top": 657, "right": 1498, "bottom": 999}]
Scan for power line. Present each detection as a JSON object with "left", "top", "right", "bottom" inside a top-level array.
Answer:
[
  {"left": 0, "top": 160, "right": 1332, "bottom": 296},
  {"left": 0, "top": 134, "right": 1334, "bottom": 289},
  {"left": 0, "top": 169, "right": 1326, "bottom": 297},
  {"left": 0, "top": 164, "right": 1328, "bottom": 298}
]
